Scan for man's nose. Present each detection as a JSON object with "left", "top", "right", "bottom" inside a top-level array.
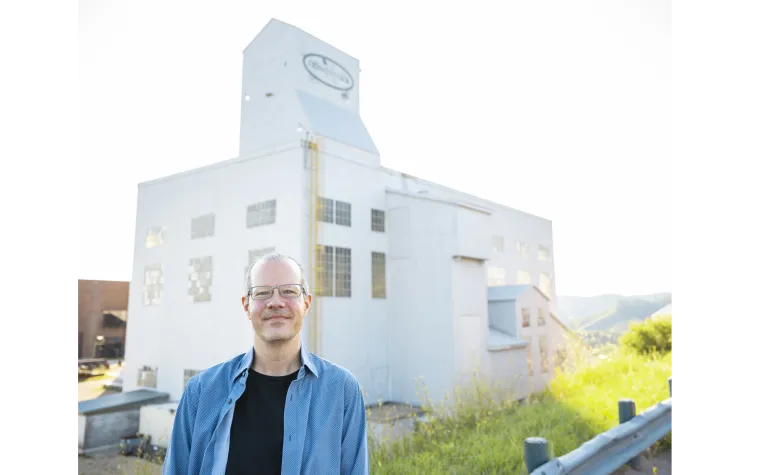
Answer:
[{"left": 266, "top": 290, "right": 286, "bottom": 307}]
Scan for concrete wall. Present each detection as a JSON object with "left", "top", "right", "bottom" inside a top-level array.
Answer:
[
  {"left": 304, "top": 151, "right": 390, "bottom": 402},
  {"left": 379, "top": 165, "right": 556, "bottom": 310},
  {"left": 452, "top": 257, "right": 490, "bottom": 390},
  {"left": 386, "top": 192, "right": 456, "bottom": 406},
  {"left": 516, "top": 288, "right": 569, "bottom": 393},
  {"left": 139, "top": 402, "right": 179, "bottom": 449},
  {"left": 485, "top": 206, "right": 557, "bottom": 311},
  {"left": 238, "top": 20, "right": 371, "bottom": 162},
  {"left": 81, "top": 409, "right": 140, "bottom": 451},
  {"left": 78, "top": 415, "right": 86, "bottom": 450},
  {"left": 124, "top": 147, "right": 305, "bottom": 400},
  {"left": 488, "top": 300, "right": 517, "bottom": 337},
  {"left": 487, "top": 347, "right": 530, "bottom": 400}
]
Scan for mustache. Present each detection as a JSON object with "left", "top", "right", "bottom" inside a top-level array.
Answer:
[{"left": 262, "top": 311, "right": 292, "bottom": 320}]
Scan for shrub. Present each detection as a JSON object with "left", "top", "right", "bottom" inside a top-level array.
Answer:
[{"left": 620, "top": 314, "right": 672, "bottom": 355}]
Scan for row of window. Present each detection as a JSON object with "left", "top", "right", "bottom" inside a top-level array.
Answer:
[
  {"left": 314, "top": 246, "right": 387, "bottom": 299},
  {"left": 146, "top": 200, "right": 387, "bottom": 249},
  {"left": 492, "top": 236, "right": 551, "bottom": 261},
  {"left": 521, "top": 307, "right": 548, "bottom": 328},
  {"left": 487, "top": 267, "right": 553, "bottom": 298},
  {"left": 524, "top": 337, "right": 567, "bottom": 376},
  {"left": 142, "top": 248, "right": 388, "bottom": 306},
  {"left": 137, "top": 366, "right": 199, "bottom": 390},
  {"left": 317, "top": 197, "right": 386, "bottom": 233},
  {"left": 146, "top": 199, "right": 278, "bottom": 248}
]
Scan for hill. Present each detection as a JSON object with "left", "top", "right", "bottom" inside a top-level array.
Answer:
[{"left": 557, "top": 292, "right": 671, "bottom": 332}]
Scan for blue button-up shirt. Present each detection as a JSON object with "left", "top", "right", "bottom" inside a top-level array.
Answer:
[{"left": 162, "top": 345, "right": 369, "bottom": 474}]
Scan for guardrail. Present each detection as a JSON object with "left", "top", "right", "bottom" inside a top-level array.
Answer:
[{"left": 524, "top": 377, "right": 672, "bottom": 475}]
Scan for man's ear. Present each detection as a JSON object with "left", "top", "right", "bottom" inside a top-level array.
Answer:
[{"left": 241, "top": 296, "right": 250, "bottom": 315}]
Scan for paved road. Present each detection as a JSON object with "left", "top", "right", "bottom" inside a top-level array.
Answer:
[{"left": 78, "top": 368, "right": 122, "bottom": 402}]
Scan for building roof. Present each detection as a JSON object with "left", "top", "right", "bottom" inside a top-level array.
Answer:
[
  {"left": 385, "top": 188, "right": 494, "bottom": 215},
  {"left": 78, "top": 389, "right": 169, "bottom": 416},
  {"left": 488, "top": 284, "right": 537, "bottom": 302},
  {"left": 487, "top": 285, "right": 572, "bottom": 332},
  {"left": 487, "top": 329, "right": 528, "bottom": 351},
  {"left": 296, "top": 90, "right": 378, "bottom": 154}
]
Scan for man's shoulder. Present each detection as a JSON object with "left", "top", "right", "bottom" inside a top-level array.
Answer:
[{"left": 308, "top": 353, "right": 362, "bottom": 394}]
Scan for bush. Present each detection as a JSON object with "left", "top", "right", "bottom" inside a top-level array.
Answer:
[{"left": 620, "top": 314, "right": 672, "bottom": 355}]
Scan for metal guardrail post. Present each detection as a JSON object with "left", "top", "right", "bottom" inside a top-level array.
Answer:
[
  {"left": 528, "top": 381, "right": 672, "bottom": 475},
  {"left": 525, "top": 437, "right": 550, "bottom": 473},
  {"left": 618, "top": 399, "right": 642, "bottom": 470},
  {"left": 618, "top": 399, "right": 636, "bottom": 423}
]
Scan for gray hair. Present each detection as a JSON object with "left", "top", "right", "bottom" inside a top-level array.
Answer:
[{"left": 244, "top": 252, "right": 309, "bottom": 295}]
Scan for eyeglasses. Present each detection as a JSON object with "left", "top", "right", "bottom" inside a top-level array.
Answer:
[{"left": 248, "top": 284, "right": 305, "bottom": 300}]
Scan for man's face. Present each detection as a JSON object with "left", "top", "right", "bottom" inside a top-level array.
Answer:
[{"left": 241, "top": 260, "right": 312, "bottom": 344}]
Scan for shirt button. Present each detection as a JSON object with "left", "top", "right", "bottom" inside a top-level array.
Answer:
[
  {"left": 228, "top": 399, "right": 232, "bottom": 404},
  {"left": 288, "top": 435, "right": 292, "bottom": 442}
]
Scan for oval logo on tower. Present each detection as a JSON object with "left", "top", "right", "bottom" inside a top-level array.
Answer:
[{"left": 303, "top": 54, "right": 354, "bottom": 91}]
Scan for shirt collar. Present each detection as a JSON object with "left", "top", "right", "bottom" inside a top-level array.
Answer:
[{"left": 234, "top": 343, "right": 318, "bottom": 382}]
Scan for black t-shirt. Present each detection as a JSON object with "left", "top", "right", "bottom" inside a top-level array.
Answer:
[{"left": 225, "top": 368, "right": 300, "bottom": 475}]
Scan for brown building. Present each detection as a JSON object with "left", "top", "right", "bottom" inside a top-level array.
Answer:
[{"left": 78, "top": 279, "right": 129, "bottom": 359}]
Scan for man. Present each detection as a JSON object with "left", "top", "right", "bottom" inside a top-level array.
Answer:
[{"left": 163, "top": 253, "right": 369, "bottom": 474}]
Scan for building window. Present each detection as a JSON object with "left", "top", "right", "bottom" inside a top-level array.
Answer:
[
  {"left": 487, "top": 267, "right": 506, "bottom": 286},
  {"left": 137, "top": 366, "right": 158, "bottom": 389},
  {"left": 537, "top": 308, "right": 547, "bottom": 326},
  {"left": 334, "top": 247, "right": 352, "bottom": 297},
  {"left": 146, "top": 226, "right": 167, "bottom": 248},
  {"left": 371, "top": 209, "right": 386, "bottom": 232},
  {"left": 492, "top": 235, "right": 504, "bottom": 253},
  {"left": 539, "top": 273, "right": 552, "bottom": 299},
  {"left": 516, "top": 241, "right": 529, "bottom": 257},
  {"left": 335, "top": 201, "right": 352, "bottom": 227},
  {"left": 94, "top": 336, "right": 123, "bottom": 358},
  {"left": 539, "top": 336, "right": 549, "bottom": 373},
  {"left": 244, "top": 247, "right": 276, "bottom": 278},
  {"left": 372, "top": 252, "right": 386, "bottom": 298},
  {"left": 143, "top": 264, "right": 163, "bottom": 306},
  {"left": 189, "top": 256, "right": 213, "bottom": 303},
  {"left": 517, "top": 270, "right": 531, "bottom": 285},
  {"left": 315, "top": 245, "right": 334, "bottom": 296},
  {"left": 521, "top": 308, "right": 531, "bottom": 328},
  {"left": 183, "top": 369, "right": 200, "bottom": 389},
  {"left": 525, "top": 337, "right": 534, "bottom": 376},
  {"left": 102, "top": 310, "right": 127, "bottom": 328},
  {"left": 555, "top": 348, "right": 567, "bottom": 371},
  {"left": 538, "top": 245, "right": 551, "bottom": 261},
  {"left": 246, "top": 199, "right": 276, "bottom": 227},
  {"left": 318, "top": 197, "right": 334, "bottom": 223},
  {"left": 191, "top": 213, "right": 215, "bottom": 239}
]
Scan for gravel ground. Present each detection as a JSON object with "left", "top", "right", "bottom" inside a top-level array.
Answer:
[
  {"left": 78, "top": 447, "right": 162, "bottom": 475},
  {"left": 613, "top": 448, "right": 672, "bottom": 474}
]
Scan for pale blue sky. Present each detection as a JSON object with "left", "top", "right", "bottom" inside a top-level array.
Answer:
[{"left": 78, "top": 0, "right": 672, "bottom": 297}]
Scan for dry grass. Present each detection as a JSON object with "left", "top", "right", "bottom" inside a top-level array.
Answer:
[{"left": 368, "top": 337, "right": 671, "bottom": 474}]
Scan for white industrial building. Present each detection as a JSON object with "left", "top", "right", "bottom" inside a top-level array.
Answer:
[{"left": 122, "top": 18, "right": 571, "bottom": 410}]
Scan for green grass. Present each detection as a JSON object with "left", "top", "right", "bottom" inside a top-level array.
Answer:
[{"left": 369, "top": 345, "right": 672, "bottom": 474}]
